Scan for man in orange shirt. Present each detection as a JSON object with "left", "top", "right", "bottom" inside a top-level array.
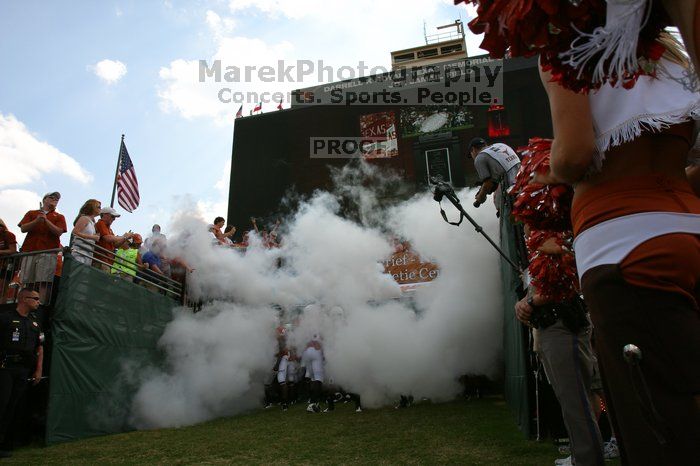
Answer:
[
  {"left": 93, "top": 207, "right": 132, "bottom": 272},
  {"left": 17, "top": 192, "right": 67, "bottom": 303}
]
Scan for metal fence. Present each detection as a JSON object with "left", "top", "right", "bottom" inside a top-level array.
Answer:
[
  {"left": 0, "top": 248, "right": 62, "bottom": 305},
  {"left": 70, "top": 236, "right": 185, "bottom": 302},
  {"left": 0, "top": 238, "right": 189, "bottom": 306}
]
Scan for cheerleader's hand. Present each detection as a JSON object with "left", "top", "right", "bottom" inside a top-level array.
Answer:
[{"left": 537, "top": 237, "right": 564, "bottom": 255}]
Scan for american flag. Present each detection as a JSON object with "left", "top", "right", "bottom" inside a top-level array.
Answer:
[
  {"left": 116, "top": 140, "right": 140, "bottom": 212},
  {"left": 235, "top": 104, "right": 243, "bottom": 118}
]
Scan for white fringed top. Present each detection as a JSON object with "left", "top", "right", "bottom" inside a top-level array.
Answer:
[{"left": 588, "top": 59, "right": 700, "bottom": 169}]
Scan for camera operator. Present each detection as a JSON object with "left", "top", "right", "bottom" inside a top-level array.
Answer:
[
  {"left": 512, "top": 139, "right": 603, "bottom": 466},
  {"left": 467, "top": 137, "right": 520, "bottom": 213}
]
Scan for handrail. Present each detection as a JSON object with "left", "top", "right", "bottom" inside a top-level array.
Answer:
[
  {"left": 1, "top": 248, "right": 62, "bottom": 260},
  {"left": 70, "top": 237, "right": 184, "bottom": 300},
  {"left": 0, "top": 249, "right": 62, "bottom": 306},
  {"left": 86, "top": 240, "right": 182, "bottom": 289}
]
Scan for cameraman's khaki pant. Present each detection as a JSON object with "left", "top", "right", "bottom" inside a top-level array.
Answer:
[{"left": 537, "top": 320, "right": 604, "bottom": 466}]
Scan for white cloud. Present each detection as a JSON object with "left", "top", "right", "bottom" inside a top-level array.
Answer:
[
  {"left": 206, "top": 10, "right": 236, "bottom": 36},
  {"left": 115, "top": 6, "right": 123, "bottom": 17},
  {"left": 90, "top": 59, "right": 128, "bottom": 84},
  {"left": 0, "top": 189, "right": 42, "bottom": 242},
  {"left": 197, "top": 160, "right": 231, "bottom": 223},
  {"left": 157, "top": 37, "right": 294, "bottom": 125},
  {"left": 158, "top": 1, "right": 484, "bottom": 125},
  {"left": 0, "top": 112, "right": 93, "bottom": 188},
  {"left": 214, "top": 160, "right": 231, "bottom": 194}
]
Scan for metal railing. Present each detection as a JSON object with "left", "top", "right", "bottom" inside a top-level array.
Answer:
[
  {"left": 0, "top": 249, "right": 62, "bottom": 306},
  {"left": 70, "top": 236, "right": 185, "bottom": 302}
]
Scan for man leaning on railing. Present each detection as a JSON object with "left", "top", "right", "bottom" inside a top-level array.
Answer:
[
  {"left": 17, "top": 192, "right": 66, "bottom": 304},
  {"left": 93, "top": 207, "right": 133, "bottom": 272}
]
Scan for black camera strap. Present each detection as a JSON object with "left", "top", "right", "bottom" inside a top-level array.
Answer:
[{"left": 439, "top": 203, "right": 465, "bottom": 226}]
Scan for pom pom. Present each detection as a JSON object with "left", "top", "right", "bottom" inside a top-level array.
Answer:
[
  {"left": 511, "top": 138, "right": 574, "bottom": 231},
  {"left": 456, "top": 0, "right": 671, "bottom": 92}
]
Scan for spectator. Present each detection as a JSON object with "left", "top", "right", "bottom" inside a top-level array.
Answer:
[
  {"left": 141, "top": 238, "right": 167, "bottom": 292},
  {"left": 0, "top": 219, "right": 17, "bottom": 257},
  {"left": 223, "top": 225, "right": 236, "bottom": 246},
  {"left": 143, "top": 224, "right": 166, "bottom": 253},
  {"left": 17, "top": 192, "right": 67, "bottom": 303},
  {"left": 70, "top": 199, "right": 101, "bottom": 266},
  {"left": 94, "top": 207, "right": 132, "bottom": 272},
  {"left": 111, "top": 234, "right": 145, "bottom": 282},
  {"left": 210, "top": 217, "right": 235, "bottom": 245},
  {"left": 0, "top": 219, "right": 18, "bottom": 305}
]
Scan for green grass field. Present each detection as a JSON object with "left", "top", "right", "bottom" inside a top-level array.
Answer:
[{"left": 7, "top": 397, "right": 599, "bottom": 465}]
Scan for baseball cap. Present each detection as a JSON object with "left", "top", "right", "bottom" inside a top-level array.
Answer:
[
  {"left": 467, "top": 137, "right": 487, "bottom": 152},
  {"left": 100, "top": 207, "right": 121, "bottom": 217},
  {"left": 43, "top": 192, "right": 61, "bottom": 200}
]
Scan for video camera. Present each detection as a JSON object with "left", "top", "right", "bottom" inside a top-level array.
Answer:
[{"left": 430, "top": 176, "right": 460, "bottom": 205}]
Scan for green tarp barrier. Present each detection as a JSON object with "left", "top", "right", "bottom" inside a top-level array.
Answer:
[
  {"left": 46, "top": 255, "right": 176, "bottom": 444},
  {"left": 500, "top": 200, "right": 530, "bottom": 437}
]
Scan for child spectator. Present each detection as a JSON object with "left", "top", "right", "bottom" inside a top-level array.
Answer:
[{"left": 111, "top": 234, "right": 144, "bottom": 282}]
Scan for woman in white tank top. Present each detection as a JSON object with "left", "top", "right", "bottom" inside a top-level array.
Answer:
[{"left": 71, "top": 199, "right": 101, "bottom": 265}]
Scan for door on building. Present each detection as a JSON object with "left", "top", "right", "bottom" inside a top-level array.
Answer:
[{"left": 424, "top": 147, "right": 452, "bottom": 184}]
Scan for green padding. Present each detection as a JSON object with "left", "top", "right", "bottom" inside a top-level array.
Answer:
[
  {"left": 46, "top": 256, "right": 175, "bottom": 444},
  {"left": 499, "top": 200, "right": 530, "bottom": 437}
]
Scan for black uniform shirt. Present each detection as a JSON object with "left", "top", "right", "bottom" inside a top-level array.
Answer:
[{"left": 0, "top": 310, "right": 42, "bottom": 367}]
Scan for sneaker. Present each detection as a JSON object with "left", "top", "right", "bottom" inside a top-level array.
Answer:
[
  {"left": 355, "top": 407, "right": 363, "bottom": 413},
  {"left": 264, "top": 403, "right": 273, "bottom": 409},
  {"left": 558, "top": 444, "right": 571, "bottom": 455},
  {"left": 281, "top": 404, "right": 288, "bottom": 412},
  {"left": 312, "top": 403, "right": 321, "bottom": 413},
  {"left": 306, "top": 403, "right": 316, "bottom": 413},
  {"left": 554, "top": 456, "right": 573, "bottom": 466},
  {"left": 322, "top": 408, "right": 330, "bottom": 413},
  {"left": 603, "top": 440, "right": 619, "bottom": 459}
]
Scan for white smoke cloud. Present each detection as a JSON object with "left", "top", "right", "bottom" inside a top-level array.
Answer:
[{"left": 130, "top": 163, "right": 503, "bottom": 427}]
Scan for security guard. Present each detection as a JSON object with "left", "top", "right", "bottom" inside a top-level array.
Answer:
[{"left": 0, "top": 288, "right": 44, "bottom": 458}]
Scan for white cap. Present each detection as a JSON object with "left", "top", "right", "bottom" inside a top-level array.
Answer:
[{"left": 100, "top": 207, "right": 121, "bottom": 217}]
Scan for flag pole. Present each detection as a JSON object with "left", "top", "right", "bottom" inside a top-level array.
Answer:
[{"left": 110, "top": 134, "right": 124, "bottom": 208}]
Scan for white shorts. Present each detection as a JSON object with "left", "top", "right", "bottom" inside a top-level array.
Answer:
[
  {"left": 302, "top": 347, "right": 324, "bottom": 382},
  {"left": 286, "top": 361, "right": 298, "bottom": 383},
  {"left": 277, "top": 355, "right": 288, "bottom": 384}
]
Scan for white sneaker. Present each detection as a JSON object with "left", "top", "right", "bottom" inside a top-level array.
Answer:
[
  {"left": 554, "top": 456, "right": 573, "bottom": 466},
  {"left": 355, "top": 407, "right": 362, "bottom": 413},
  {"left": 306, "top": 403, "right": 316, "bottom": 413},
  {"left": 603, "top": 440, "right": 619, "bottom": 459}
]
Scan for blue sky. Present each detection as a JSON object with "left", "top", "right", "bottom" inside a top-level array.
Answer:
[{"left": 0, "top": 0, "right": 482, "bottom": 243}]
